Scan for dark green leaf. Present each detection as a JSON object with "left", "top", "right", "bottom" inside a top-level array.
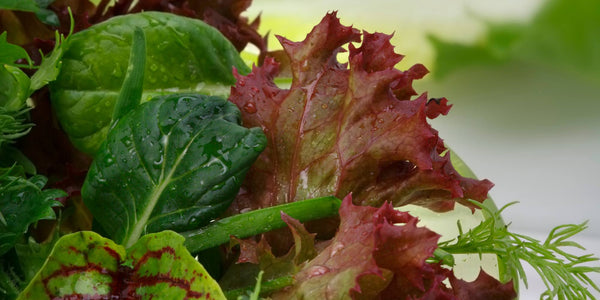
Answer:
[
  {"left": 0, "top": 0, "right": 59, "bottom": 26},
  {"left": 17, "top": 230, "right": 226, "bottom": 299},
  {"left": 0, "top": 0, "right": 40, "bottom": 12},
  {"left": 33, "top": 8, "right": 59, "bottom": 27},
  {"left": 14, "top": 235, "right": 58, "bottom": 284},
  {"left": 0, "top": 146, "right": 36, "bottom": 174},
  {"left": 0, "top": 170, "right": 65, "bottom": 256},
  {"left": 82, "top": 93, "right": 266, "bottom": 247},
  {"left": 50, "top": 11, "right": 251, "bottom": 155},
  {"left": 0, "top": 256, "right": 22, "bottom": 300}
]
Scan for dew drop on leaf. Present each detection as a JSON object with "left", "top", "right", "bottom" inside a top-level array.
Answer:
[
  {"left": 307, "top": 265, "right": 330, "bottom": 279},
  {"left": 243, "top": 102, "right": 257, "bottom": 114},
  {"left": 104, "top": 156, "right": 115, "bottom": 166}
]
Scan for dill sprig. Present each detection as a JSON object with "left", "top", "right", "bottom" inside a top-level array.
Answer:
[{"left": 436, "top": 201, "right": 600, "bottom": 300}]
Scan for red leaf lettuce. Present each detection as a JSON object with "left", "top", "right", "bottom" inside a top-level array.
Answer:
[
  {"left": 270, "top": 195, "right": 516, "bottom": 299},
  {"left": 228, "top": 12, "right": 493, "bottom": 214}
]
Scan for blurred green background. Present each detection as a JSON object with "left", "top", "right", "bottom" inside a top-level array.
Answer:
[{"left": 245, "top": 0, "right": 599, "bottom": 298}]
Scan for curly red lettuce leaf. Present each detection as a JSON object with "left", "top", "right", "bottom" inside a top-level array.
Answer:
[
  {"left": 270, "top": 195, "right": 516, "bottom": 299},
  {"left": 228, "top": 12, "right": 493, "bottom": 214},
  {"left": 449, "top": 270, "right": 518, "bottom": 300},
  {"left": 217, "top": 212, "right": 318, "bottom": 293}
]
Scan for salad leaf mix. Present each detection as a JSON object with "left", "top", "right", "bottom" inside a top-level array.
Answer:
[
  {"left": 1, "top": 0, "right": 599, "bottom": 299},
  {"left": 50, "top": 11, "right": 251, "bottom": 154}
]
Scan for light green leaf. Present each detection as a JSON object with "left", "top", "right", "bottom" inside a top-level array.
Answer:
[
  {"left": 29, "top": 30, "right": 69, "bottom": 93},
  {"left": 18, "top": 230, "right": 226, "bottom": 299},
  {"left": 430, "top": 0, "right": 600, "bottom": 82},
  {"left": 0, "top": 64, "right": 31, "bottom": 111},
  {"left": 0, "top": 32, "right": 32, "bottom": 67}
]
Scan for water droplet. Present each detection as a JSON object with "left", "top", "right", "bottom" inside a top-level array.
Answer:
[
  {"left": 330, "top": 242, "right": 344, "bottom": 256},
  {"left": 121, "top": 136, "right": 133, "bottom": 147},
  {"left": 112, "top": 65, "right": 123, "bottom": 77},
  {"left": 188, "top": 216, "right": 199, "bottom": 226},
  {"left": 104, "top": 156, "right": 115, "bottom": 165},
  {"left": 243, "top": 102, "right": 257, "bottom": 114},
  {"left": 160, "top": 135, "right": 169, "bottom": 147},
  {"left": 307, "top": 266, "right": 330, "bottom": 279},
  {"left": 301, "top": 60, "right": 309, "bottom": 70},
  {"left": 150, "top": 64, "right": 158, "bottom": 71}
]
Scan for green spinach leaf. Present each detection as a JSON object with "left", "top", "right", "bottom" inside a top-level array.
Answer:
[
  {"left": 0, "top": 170, "right": 64, "bottom": 256},
  {"left": 50, "top": 11, "right": 251, "bottom": 155},
  {"left": 82, "top": 93, "right": 266, "bottom": 247},
  {"left": 17, "top": 230, "right": 226, "bottom": 299}
]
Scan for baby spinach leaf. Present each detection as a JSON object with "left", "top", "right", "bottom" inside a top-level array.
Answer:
[
  {"left": 82, "top": 93, "right": 266, "bottom": 247},
  {"left": 17, "top": 230, "right": 226, "bottom": 299},
  {"left": 0, "top": 170, "right": 65, "bottom": 255},
  {"left": 50, "top": 11, "right": 251, "bottom": 155}
]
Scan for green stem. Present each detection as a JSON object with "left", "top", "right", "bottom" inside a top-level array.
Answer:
[
  {"left": 111, "top": 27, "right": 146, "bottom": 128},
  {"left": 431, "top": 248, "right": 455, "bottom": 266},
  {"left": 182, "top": 196, "right": 341, "bottom": 254},
  {"left": 224, "top": 275, "right": 294, "bottom": 299}
]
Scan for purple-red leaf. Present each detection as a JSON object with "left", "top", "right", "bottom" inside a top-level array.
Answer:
[
  {"left": 228, "top": 12, "right": 493, "bottom": 216},
  {"left": 270, "top": 195, "right": 448, "bottom": 299},
  {"left": 270, "top": 195, "right": 514, "bottom": 299},
  {"left": 449, "top": 270, "right": 517, "bottom": 300}
]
